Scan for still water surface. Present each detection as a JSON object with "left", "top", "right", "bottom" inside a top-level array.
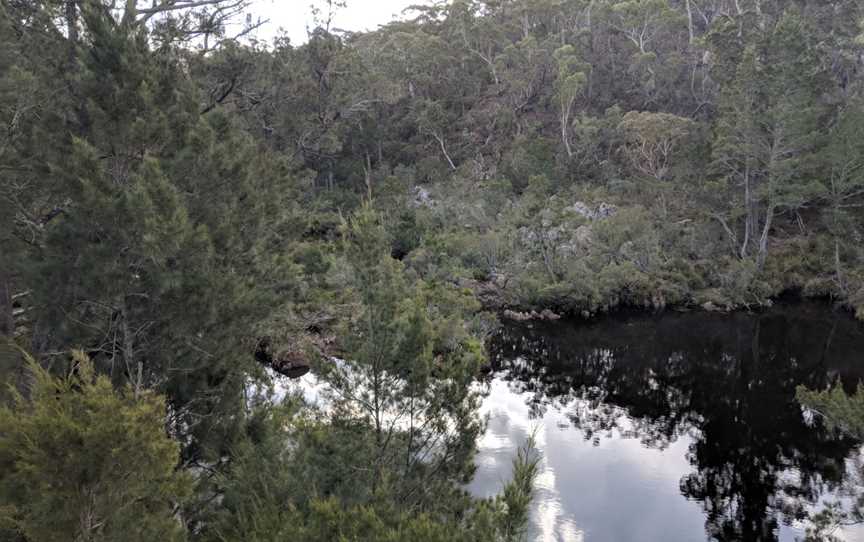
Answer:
[{"left": 470, "top": 302, "right": 864, "bottom": 542}]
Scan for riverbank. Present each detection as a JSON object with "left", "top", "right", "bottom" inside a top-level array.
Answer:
[{"left": 464, "top": 273, "right": 859, "bottom": 323}]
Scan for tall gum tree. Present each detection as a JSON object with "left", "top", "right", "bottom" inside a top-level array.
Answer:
[
  {"left": 711, "top": 10, "right": 827, "bottom": 269},
  {"left": 553, "top": 44, "right": 587, "bottom": 158}
]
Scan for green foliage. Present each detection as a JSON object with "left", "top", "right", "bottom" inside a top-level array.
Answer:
[
  {"left": 205, "top": 397, "right": 539, "bottom": 542},
  {"left": 0, "top": 351, "right": 191, "bottom": 542},
  {"left": 3, "top": 6, "right": 299, "bottom": 467},
  {"left": 494, "top": 435, "right": 541, "bottom": 542},
  {"left": 6, "top": 0, "right": 864, "bottom": 539},
  {"left": 319, "top": 207, "right": 486, "bottom": 509},
  {"left": 797, "top": 384, "right": 864, "bottom": 441},
  {"left": 796, "top": 384, "right": 864, "bottom": 540}
]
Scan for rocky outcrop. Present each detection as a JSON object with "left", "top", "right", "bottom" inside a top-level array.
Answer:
[
  {"left": 566, "top": 201, "right": 617, "bottom": 221},
  {"left": 502, "top": 308, "right": 562, "bottom": 321},
  {"left": 254, "top": 337, "right": 310, "bottom": 379},
  {"left": 517, "top": 201, "right": 617, "bottom": 258},
  {"left": 410, "top": 186, "right": 435, "bottom": 208}
]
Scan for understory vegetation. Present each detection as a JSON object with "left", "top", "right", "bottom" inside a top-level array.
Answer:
[{"left": 2, "top": 0, "right": 864, "bottom": 540}]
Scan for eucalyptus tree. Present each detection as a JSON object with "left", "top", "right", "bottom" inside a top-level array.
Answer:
[
  {"left": 618, "top": 110, "right": 696, "bottom": 216},
  {"left": 711, "top": 10, "right": 828, "bottom": 269},
  {"left": 553, "top": 44, "right": 587, "bottom": 157},
  {"left": 820, "top": 100, "right": 864, "bottom": 296}
]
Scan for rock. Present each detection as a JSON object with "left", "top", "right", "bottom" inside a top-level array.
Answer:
[
  {"left": 502, "top": 309, "right": 533, "bottom": 321},
  {"left": 568, "top": 201, "right": 595, "bottom": 220},
  {"left": 411, "top": 186, "right": 435, "bottom": 208},
  {"left": 701, "top": 301, "right": 718, "bottom": 312},
  {"left": 274, "top": 361, "right": 310, "bottom": 379},
  {"left": 558, "top": 241, "right": 579, "bottom": 257},
  {"left": 518, "top": 226, "right": 538, "bottom": 245},
  {"left": 503, "top": 308, "right": 562, "bottom": 321},
  {"left": 540, "top": 309, "right": 561, "bottom": 320},
  {"left": 272, "top": 351, "right": 311, "bottom": 379},
  {"left": 254, "top": 337, "right": 310, "bottom": 379},
  {"left": 596, "top": 202, "right": 617, "bottom": 219},
  {"left": 490, "top": 271, "right": 509, "bottom": 288},
  {"left": 566, "top": 201, "right": 618, "bottom": 221},
  {"left": 574, "top": 225, "right": 593, "bottom": 245}
]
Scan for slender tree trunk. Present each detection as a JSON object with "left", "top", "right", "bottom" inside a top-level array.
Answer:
[
  {"left": 433, "top": 133, "right": 457, "bottom": 170},
  {"left": 834, "top": 237, "right": 846, "bottom": 293},
  {"left": 733, "top": 0, "right": 744, "bottom": 37},
  {"left": 756, "top": 204, "right": 774, "bottom": 270},
  {"left": 0, "top": 266, "right": 12, "bottom": 338},
  {"left": 371, "top": 349, "right": 383, "bottom": 493},
  {"left": 713, "top": 214, "right": 739, "bottom": 256},
  {"left": 757, "top": 128, "right": 784, "bottom": 270},
  {"left": 561, "top": 96, "right": 574, "bottom": 157},
  {"left": 120, "top": 300, "right": 142, "bottom": 398},
  {"left": 66, "top": 0, "right": 78, "bottom": 52},
  {"left": 685, "top": 0, "right": 695, "bottom": 44},
  {"left": 363, "top": 153, "right": 373, "bottom": 201},
  {"left": 741, "top": 163, "right": 751, "bottom": 259},
  {"left": 754, "top": 0, "right": 765, "bottom": 31},
  {"left": 123, "top": 0, "right": 138, "bottom": 26}
]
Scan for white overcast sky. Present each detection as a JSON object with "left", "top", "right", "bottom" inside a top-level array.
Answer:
[{"left": 248, "top": 0, "right": 433, "bottom": 45}]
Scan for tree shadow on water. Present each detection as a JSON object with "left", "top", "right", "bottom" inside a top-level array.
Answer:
[{"left": 488, "top": 302, "right": 864, "bottom": 541}]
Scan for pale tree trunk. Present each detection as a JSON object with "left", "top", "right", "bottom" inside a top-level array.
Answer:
[
  {"left": 685, "top": 0, "right": 694, "bottom": 44},
  {"left": 740, "top": 162, "right": 752, "bottom": 259},
  {"left": 485, "top": 55, "right": 500, "bottom": 86},
  {"left": 756, "top": 203, "right": 773, "bottom": 270},
  {"left": 363, "top": 152, "right": 373, "bottom": 200},
  {"left": 835, "top": 238, "right": 846, "bottom": 293},
  {"left": 461, "top": 28, "right": 500, "bottom": 86},
  {"left": 433, "top": 133, "right": 457, "bottom": 170},
  {"left": 713, "top": 214, "right": 739, "bottom": 256},
  {"left": 560, "top": 95, "right": 575, "bottom": 157},
  {"left": 733, "top": 0, "right": 744, "bottom": 37},
  {"left": 123, "top": 0, "right": 138, "bottom": 26},
  {"left": 79, "top": 489, "right": 100, "bottom": 542},
  {"left": 120, "top": 299, "right": 142, "bottom": 398},
  {"left": 469, "top": 49, "right": 499, "bottom": 86},
  {"left": 754, "top": 0, "right": 766, "bottom": 31},
  {"left": 757, "top": 128, "right": 785, "bottom": 270}
]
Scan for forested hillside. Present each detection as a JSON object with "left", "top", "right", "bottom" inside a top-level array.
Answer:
[
  {"left": 178, "top": 0, "right": 864, "bottom": 318},
  {"left": 1, "top": 0, "right": 864, "bottom": 540}
]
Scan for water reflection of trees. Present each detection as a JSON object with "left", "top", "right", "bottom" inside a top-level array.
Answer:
[{"left": 488, "top": 304, "right": 864, "bottom": 541}]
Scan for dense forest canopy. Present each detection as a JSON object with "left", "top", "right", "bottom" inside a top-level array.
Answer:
[{"left": 2, "top": 0, "right": 864, "bottom": 540}]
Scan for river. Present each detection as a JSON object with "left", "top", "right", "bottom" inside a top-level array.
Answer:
[{"left": 470, "top": 301, "right": 864, "bottom": 542}]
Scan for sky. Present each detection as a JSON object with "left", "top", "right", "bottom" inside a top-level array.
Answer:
[{"left": 248, "top": 0, "right": 431, "bottom": 45}]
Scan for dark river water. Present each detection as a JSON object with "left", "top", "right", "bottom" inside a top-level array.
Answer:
[{"left": 469, "top": 302, "right": 864, "bottom": 542}]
